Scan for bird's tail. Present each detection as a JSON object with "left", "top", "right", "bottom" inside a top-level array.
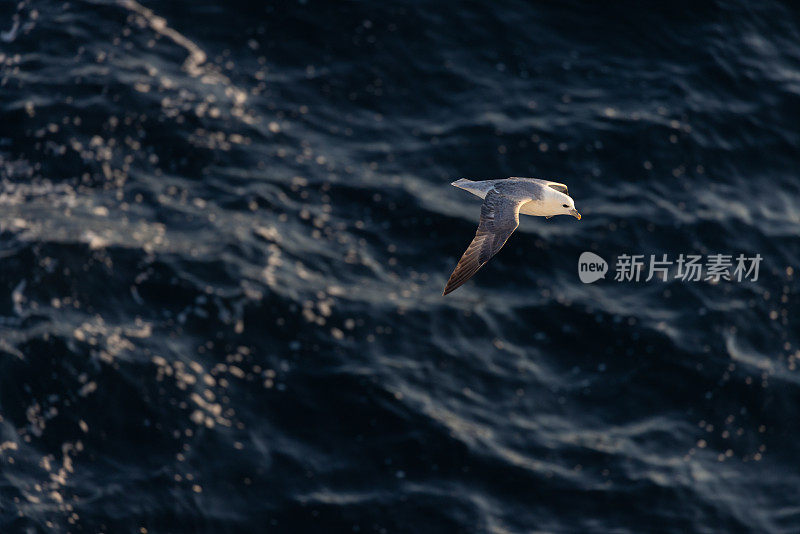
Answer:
[{"left": 451, "top": 178, "right": 493, "bottom": 199}]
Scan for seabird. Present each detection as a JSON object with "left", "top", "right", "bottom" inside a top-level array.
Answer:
[{"left": 443, "top": 177, "right": 581, "bottom": 295}]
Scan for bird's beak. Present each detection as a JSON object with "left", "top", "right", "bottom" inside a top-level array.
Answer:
[{"left": 570, "top": 209, "right": 581, "bottom": 220}]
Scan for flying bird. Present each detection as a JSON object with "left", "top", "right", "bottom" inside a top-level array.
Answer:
[{"left": 443, "top": 177, "right": 581, "bottom": 295}]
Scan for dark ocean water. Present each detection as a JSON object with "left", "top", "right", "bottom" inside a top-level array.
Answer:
[{"left": 1, "top": 0, "right": 800, "bottom": 532}]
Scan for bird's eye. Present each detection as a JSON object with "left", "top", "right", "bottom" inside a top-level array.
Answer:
[{"left": 562, "top": 204, "right": 569, "bottom": 208}]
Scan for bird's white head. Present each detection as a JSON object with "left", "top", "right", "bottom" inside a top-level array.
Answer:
[{"left": 546, "top": 189, "right": 581, "bottom": 219}]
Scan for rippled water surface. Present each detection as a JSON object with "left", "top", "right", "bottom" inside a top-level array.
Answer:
[{"left": 1, "top": 1, "right": 800, "bottom": 532}]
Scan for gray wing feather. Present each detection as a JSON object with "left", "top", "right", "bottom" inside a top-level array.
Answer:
[
  {"left": 508, "top": 177, "right": 567, "bottom": 197},
  {"left": 443, "top": 189, "right": 529, "bottom": 295}
]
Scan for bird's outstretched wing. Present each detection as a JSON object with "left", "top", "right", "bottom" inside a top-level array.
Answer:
[
  {"left": 547, "top": 182, "right": 569, "bottom": 196},
  {"left": 509, "top": 177, "right": 568, "bottom": 197},
  {"left": 443, "top": 189, "right": 530, "bottom": 295}
]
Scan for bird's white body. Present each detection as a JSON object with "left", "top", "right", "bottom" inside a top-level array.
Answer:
[
  {"left": 519, "top": 197, "right": 562, "bottom": 217},
  {"left": 451, "top": 178, "right": 575, "bottom": 217}
]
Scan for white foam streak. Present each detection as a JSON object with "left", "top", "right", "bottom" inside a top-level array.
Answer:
[{"left": 119, "top": 0, "right": 208, "bottom": 78}]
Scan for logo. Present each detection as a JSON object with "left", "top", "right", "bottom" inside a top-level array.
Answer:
[
  {"left": 578, "top": 252, "right": 608, "bottom": 284},
  {"left": 576, "top": 252, "right": 763, "bottom": 284}
]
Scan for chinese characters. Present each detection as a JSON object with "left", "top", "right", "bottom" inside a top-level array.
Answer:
[{"left": 612, "top": 253, "right": 762, "bottom": 282}]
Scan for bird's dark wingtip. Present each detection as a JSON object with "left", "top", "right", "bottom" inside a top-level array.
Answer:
[
  {"left": 442, "top": 282, "right": 457, "bottom": 296},
  {"left": 442, "top": 279, "right": 463, "bottom": 296}
]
